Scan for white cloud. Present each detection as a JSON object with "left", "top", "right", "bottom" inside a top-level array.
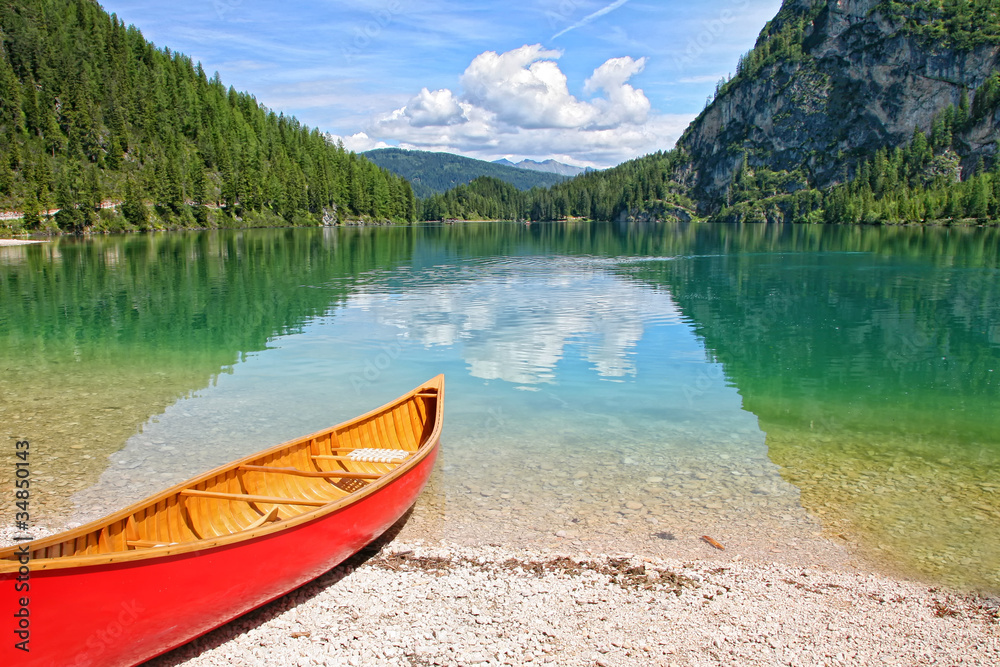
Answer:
[
  {"left": 584, "top": 56, "right": 650, "bottom": 128},
  {"left": 354, "top": 44, "right": 687, "bottom": 167},
  {"left": 329, "top": 131, "right": 391, "bottom": 153},
  {"left": 460, "top": 45, "right": 594, "bottom": 130},
  {"left": 403, "top": 88, "right": 466, "bottom": 127}
]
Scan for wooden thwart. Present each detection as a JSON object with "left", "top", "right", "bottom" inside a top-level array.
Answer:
[
  {"left": 180, "top": 489, "right": 328, "bottom": 506},
  {"left": 239, "top": 464, "right": 381, "bottom": 480},
  {"left": 127, "top": 539, "right": 178, "bottom": 549}
]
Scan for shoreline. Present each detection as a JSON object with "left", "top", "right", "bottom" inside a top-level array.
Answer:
[
  {"left": 0, "top": 238, "right": 46, "bottom": 245},
  {"left": 6, "top": 517, "right": 998, "bottom": 666},
  {"left": 3, "top": 217, "right": 998, "bottom": 245},
  {"left": 146, "top": 539, "right": 1000, "bottom": 666},
  {"left": 7, "top": 522, "right": 995, "bottom": 666}
]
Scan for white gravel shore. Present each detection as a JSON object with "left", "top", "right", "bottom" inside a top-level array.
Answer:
[
  {"left": 146, "top": 539, "right": 1000, "bottom": 667},
  {"left": 0, "top": 238, "right": 45, "bottom": 245}
]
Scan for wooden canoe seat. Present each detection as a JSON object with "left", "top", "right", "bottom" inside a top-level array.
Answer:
[
  {"left": 349, "top": 448, "right": 409, "bottom": 463},
  {"left": 180, "top": 489, "right": 328, "bottom": 506},
  {"left": 239, "top": 464, "right": 380, "bottom": 480},
  {"left": 313, "top": 449, "right": 410, "bottom": 464}
]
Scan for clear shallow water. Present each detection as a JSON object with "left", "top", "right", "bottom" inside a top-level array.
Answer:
[{"left": 2, "top": 223, "right": 998, "bottom": 591}]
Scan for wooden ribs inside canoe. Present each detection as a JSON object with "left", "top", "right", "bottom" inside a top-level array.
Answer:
[{"left": 0, "top": 375, "right": 443, "bottom": 567}]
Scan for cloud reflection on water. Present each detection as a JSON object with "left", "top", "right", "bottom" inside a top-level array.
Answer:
[{"left": 347, "top": 259, "right": 681, "bottom": 385}]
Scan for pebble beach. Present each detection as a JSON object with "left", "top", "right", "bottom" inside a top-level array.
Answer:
[
  {"left": 144, "top": 537, "right": 1000, "bottom": 667},
  {"left": 6, "top": 493, "right": 999, "bottom": 666},
  {"left": 5, "top": 453, "right": 999, "bottom": 666}
]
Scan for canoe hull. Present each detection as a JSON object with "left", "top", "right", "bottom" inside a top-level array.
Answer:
[{"left": 2, "top": 442, "right": 438, "bottom": 667}]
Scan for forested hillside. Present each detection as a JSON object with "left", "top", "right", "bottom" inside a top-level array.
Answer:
[
  {"left": 420, "top": 151, "right": 692, "bottom": 221},
  {"left": 365, "top": 148, "right": 567, "bottom": 198},
  {"left": 0, "top": 0, "right": 415, "bottom": 233}
]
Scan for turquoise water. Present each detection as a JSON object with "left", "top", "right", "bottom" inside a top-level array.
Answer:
[{"left": 2, "top": 223, "right": 998, "bottom": 591}]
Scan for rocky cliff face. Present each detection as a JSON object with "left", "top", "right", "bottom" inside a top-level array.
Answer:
[{"left": 677, "top": 0, "right": 1000, "bottom": 213}]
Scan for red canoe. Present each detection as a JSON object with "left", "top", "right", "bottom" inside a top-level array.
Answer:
[{"left": 0, "top": 375, "right": 444, "bottom": 667}]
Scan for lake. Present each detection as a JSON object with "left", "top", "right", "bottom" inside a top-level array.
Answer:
[{"left": 1, "top": 221, "right": 998, "bottom": 592}]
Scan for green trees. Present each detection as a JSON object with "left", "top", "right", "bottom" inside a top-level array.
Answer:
[
  {"left": 366, "top": 148, "right": 568, "bottom": 198},
  {"left": 419, "top": 151, "right": 693, "bottom": 222},
  {"left": 420, "top": 177, "right": 529, "bottom": 220},
  {"left": 121, "top": 180, "right": 148, "bottom": 228},
  {"left": 715, "top": 107, "right": 1000, "bottom": 226},
  {"left": 0, "top": 0, "right": 414, "bottom": 233},
  {"left": 886, "top": 0, "right": 1000, "bottom": 49}
]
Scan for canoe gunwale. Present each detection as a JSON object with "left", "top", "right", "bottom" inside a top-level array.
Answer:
[{"left": 0, "top": 375, "right": 444, "bottom": 572}]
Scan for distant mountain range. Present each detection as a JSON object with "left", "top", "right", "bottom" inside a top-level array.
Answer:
[
  {"left": 492, "top": 158, "right": 593, "bottom": 177},
  {"left": 363, "top": 148, "right": 572, "bottom": 198}
]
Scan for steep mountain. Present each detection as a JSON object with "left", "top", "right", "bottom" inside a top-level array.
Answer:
[
  {"left": 364, "top": 148, "right": 568, "bottom": 198},
  {"left": 492, "top": 158, "right": 592, "bottom": 177},
  {"left": 676, "top": 0, "right": 1000, "bottom": 216},
  {"left": 421, "top": 1, "right": 1000, "bottom": 224},
  {"left": 0, "top": 0, "right": 415, "bottom": 233}
]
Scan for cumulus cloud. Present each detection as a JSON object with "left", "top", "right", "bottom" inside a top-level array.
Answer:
[
  {"left": 350, "top": 44, "right": 689, "bottom": 167},
  {"left": 460, "top": 45, "right": 594, "bottom": 129},
  {"left": 330, "top": 131, "right": 391, "bottom": 153},
  {"left": 584, "top": 56, "right": 650, "bottom": 128},
  {"left": 403, "top": 88, "right": 466, "bottom": 127}
]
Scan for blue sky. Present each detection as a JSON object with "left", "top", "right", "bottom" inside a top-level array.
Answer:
[{"left": 99, "top": 0, "right": 781, "bottom": 168}]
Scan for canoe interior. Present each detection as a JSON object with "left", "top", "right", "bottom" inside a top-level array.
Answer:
[{"left": 0, "top": 378, "right": 441, "bottom": 565}]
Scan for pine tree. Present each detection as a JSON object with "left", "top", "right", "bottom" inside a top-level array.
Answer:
[
  {"left": 21, "top": 193, "right": 40, "bottom": 228},
  {"left": 121, "top": 179, "right": 148, "bottom": 228}
]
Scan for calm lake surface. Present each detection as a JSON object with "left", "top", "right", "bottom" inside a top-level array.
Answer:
[{"left": 1, "top": 222, "right": 998, "bottom": 592}]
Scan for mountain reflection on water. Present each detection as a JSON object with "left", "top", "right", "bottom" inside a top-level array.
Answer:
[{"left": 624, "top": 224, "right": 1000, "bottom": 590}]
